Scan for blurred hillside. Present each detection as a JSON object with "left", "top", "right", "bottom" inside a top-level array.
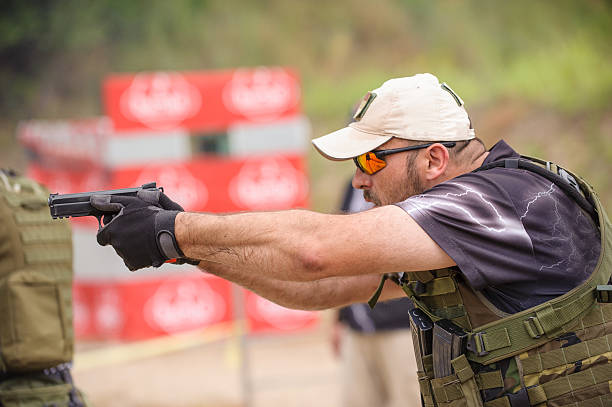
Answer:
[{"left": 1, "top": 0, "right": 611, "bottom": 212}]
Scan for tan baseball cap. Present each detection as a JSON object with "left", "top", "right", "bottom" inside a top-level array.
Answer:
[{"left": 312, "top": 73, "right": 475, "bottom": 160}]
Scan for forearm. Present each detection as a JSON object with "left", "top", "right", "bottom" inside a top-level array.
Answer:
[
  {"left": 175, "top": 206, "right": 454, "bottom": 283},
  {"left": 177, "top": 209, "right": 339, "bottom": 282},
  {"left": 198, "top": 262, "right": 404, "bottom": 310}
]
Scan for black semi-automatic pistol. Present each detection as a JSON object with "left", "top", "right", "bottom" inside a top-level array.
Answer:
[{"left": 48, "top": 182, "right": 160, "bottom": 229}]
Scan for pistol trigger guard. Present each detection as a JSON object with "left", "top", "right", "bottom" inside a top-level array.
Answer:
[{"left": 96, "top": 214, "right": 103, "bottom": 231}]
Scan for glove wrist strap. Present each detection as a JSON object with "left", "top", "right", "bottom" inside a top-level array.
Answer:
[{"left": 155, "top": 211, "right": 185, "bottom": 259}]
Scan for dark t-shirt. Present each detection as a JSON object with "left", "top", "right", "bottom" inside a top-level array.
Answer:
[{"left": 396, "top": 140, "right": 601, "bottom": 314}]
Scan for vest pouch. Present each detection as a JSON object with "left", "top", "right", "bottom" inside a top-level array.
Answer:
[
  {"left": 0, "top": 376, "right": 71, "bottom": 407},
  {"left": 430, "top": 356, "right": 485, "bottom": 407},
  {"left": 418, "top": 370, "right": 436, "bottom": 407},
  {"left": 450, "top": 355, "right": 483, "bottom": 407},
  {"left": 0, "top": 268, "right": 73, "bottom": 372},
  {"left": 430, "top": 372, "right": 468, "bottom": 407}
]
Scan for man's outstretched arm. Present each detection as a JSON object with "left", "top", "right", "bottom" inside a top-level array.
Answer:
[
  {"left": 176, "top": 204, "right": 455, "bottom": 283},
  {"left": 199, "top": 264, "right": 406, "bottom": 310}
]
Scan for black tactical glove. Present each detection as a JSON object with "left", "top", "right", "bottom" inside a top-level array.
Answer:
[{"left": 91, "top": 189, "right": 199, "bottom": 271}]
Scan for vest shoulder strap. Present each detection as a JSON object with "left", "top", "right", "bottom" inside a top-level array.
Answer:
[{"left": 474, "top": 156, "right": 598, "bottom": 224}]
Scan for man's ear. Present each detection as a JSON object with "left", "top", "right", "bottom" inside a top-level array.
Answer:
[{"left": 424, "top": 143, "right": 450, "bottom": 181}]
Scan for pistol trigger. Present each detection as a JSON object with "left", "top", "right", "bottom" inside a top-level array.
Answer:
[{"left": 96, "top": 215, "right": 103, "bottom": 231}]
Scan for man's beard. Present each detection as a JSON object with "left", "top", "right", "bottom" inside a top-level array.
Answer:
[
  {"left": 363, "top": 155, "right": 426, "bottom": 206},
  {"left": 402, "top": 161, "right": 427, "bottom": 199}
]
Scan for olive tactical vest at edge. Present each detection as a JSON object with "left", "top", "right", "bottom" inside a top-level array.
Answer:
[
  {"left": 380, "top": 157, "right": 612, "bottom": 407},
  {"left": 0, "top": 170, "right": 74, "bottom": 373}
]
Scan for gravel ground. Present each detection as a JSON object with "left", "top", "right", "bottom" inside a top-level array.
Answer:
[
  {"left": 74, "top": 321, "right": 343, "bottom": 407},
  {"left": 72, "top": 319, "right": 421, "bottom": 407}
]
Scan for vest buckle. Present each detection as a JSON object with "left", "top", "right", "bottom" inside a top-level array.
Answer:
[
  {"left": 596, "top": 285, "right": 612, "bottom": 303},
  {"left": 466, "top": 332, "right": 488, "bottom": 357},
  {"left": 558, "top": 167, "right": 582, "bottom": 194}
]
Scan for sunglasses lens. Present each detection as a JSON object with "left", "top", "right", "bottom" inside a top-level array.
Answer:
[{"left": 356, "top": 152, "right": 386, "bottom": 174}]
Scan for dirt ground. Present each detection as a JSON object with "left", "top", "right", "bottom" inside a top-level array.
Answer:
[{"left": 72, "top": 316, "right": 421, "bottom": 407}]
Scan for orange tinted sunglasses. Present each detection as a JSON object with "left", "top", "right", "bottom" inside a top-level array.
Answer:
[{"left": 353, "top": 142, "right": 456, "bottom": 175}]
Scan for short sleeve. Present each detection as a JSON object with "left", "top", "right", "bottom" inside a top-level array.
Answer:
[{"left": 396, "top": 173, "right": 537, "bottom": 290}]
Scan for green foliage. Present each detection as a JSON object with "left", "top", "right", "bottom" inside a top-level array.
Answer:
[
  {"left": 2, "top": 0, "right": 611, "bottom": 117},
  {"left": 0, "top": 0, "right": 611, "bottom": 211}
]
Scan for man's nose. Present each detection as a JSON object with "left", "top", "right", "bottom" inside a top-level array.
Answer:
[{"left": 352, "top": 168, "right": 372, "bottom": 189}]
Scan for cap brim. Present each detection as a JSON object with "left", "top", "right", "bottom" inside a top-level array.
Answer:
[{"left": 311, "top": 125, "right": 392, "bottom": 161}]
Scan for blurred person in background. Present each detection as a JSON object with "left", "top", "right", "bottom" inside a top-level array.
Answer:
[
  {"left": 333, "top": 180, "right": 417, "bottom": 407},
  {"left": 0, "top": 170, "right": 87, "bottom": 407},
  {"left": 88, "top": 73, "right": 610, "bottom": 407}
]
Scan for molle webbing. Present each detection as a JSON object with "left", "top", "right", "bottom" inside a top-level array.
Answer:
[
  {"left": 15, "top": 211, "right": 56, "bottom": 224},
  {"left": 20, "top": 226, "right": 71, "bottom": 245},
  {"left": 400, "top": 268, "right": 473, "bottom": 331},
  {"left": 0, "top": 175, "right": 72, "bottom": 267},
  {"left": 527, "top": 362, "right": 612, "bottom": 404},
  {"left": 0, "top": 172, "right": 74, "bottom": 373},
  {"left": 521, "top": 311, "right": 612, "bottom": 376},
  {"left": 428, "top": 359, "right": 507, "bottom": 406},
  {"left": 465, "top": 283, "right": 601, "bottom": 364}
]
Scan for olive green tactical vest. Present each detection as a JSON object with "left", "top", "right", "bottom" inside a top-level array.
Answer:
[
  {"left": 0, "top": 170, "right": 74, "bottom": 373},
  {"left": 381, "top": 158, "right": 612, "bottom": 407}
]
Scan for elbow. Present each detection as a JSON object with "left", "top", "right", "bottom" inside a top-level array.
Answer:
[{"left": 295, "top": 243, "right": 331, "bottom": 281}]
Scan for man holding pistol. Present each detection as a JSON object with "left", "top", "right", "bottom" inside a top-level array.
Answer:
[{"left": 90, "top": 73, "right": 611, "bottom": 406}]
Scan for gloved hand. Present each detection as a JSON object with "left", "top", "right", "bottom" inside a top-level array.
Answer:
[{"left": 91, "top": 189, "right": 198, "bottom": 271}]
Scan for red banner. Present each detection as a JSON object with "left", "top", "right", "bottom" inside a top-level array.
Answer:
[
  {"left": 103, "top": 67, "right": 301, "bottom": 132},
  {"left": 111, "top": 154, "right": 309, "bottom": 212},
  {"left": 28, "top": 164, "right": 109, "bottom": 194},
  {"left": 244, "top": 291, "right": 319, "bottom": 334},
  {"left": 73, "top": 274, "right": 234, "bottom": 341},
  {"left": 73, "top": 275, "right": 320, "bottom": 341}
]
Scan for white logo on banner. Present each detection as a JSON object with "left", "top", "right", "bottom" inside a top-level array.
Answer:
[
  {"left": 18, "top": 118, "right": 110, "bottom": 166},
  {"left": 249, "top": 295, "right": 315, "bottom": 330},
  {"left": 95, "top": 288, "right": 124, "bottom": 336},
  {"left": 229, "top": 157, "right": 307, "bottom": 210},
  {"left": 144, "top": 279, "right": 227, "bottom": 333},
  {"left": 222, "top": 68, "right": 299, "bottom": 121},
  {"left": 120, "top": 72, "right": 202, "bottom": 130},
  {"left": 136, "top": 164, "right": 208, "bottom": 210}
]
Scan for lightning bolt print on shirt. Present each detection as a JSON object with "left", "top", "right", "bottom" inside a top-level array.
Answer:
[{"left": 396, "top": 141, "right": 601, "bottom": 314}]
